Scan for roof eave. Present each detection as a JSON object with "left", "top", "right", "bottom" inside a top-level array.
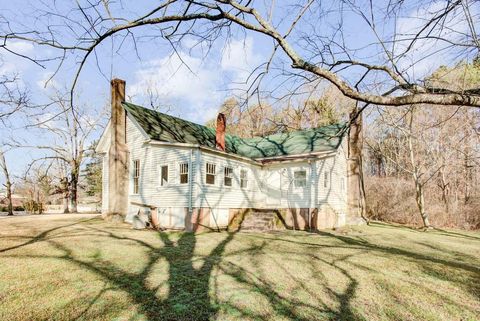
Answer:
[
  {"left": 255, "top": 150, "right": 337, "bottom": 164},
  {"left": 147, "top": 140, "right": 263, "bottom": 165}
]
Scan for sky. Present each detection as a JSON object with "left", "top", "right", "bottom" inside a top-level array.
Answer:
[{"left": 0, "top": 0, "right": 477, "bottom": 182}]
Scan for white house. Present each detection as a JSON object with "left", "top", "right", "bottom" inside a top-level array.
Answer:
[{"left": 96, "top": 79, "right": 363, "bottom": 232}]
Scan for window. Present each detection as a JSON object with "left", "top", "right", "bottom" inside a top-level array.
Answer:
[
  {"left": 294, "top": 170, "right": 307, "bottom": 187},
  {"left": 179, "top": 163, "right": 189, "bottom": 184},
  {"left": 206, "top": 163, "right": 216, "bottom": 185},
  {"left": 160, "top": 165, "right": 168, "bottom": 186},
  {"left": 324, "top": 171, "right": 329, "bottom": 188},
  {"left": 224, "top": 167, "right": 233, "bottom": 187},
  {"left": 240, "top": 169, "right": 248, "bottom": 189},
  {"left": 133, "top": 160, "right": 140, "bottom": 194}
]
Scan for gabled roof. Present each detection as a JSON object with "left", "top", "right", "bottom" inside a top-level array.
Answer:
[{"left": 123, "top": 102, "right": 346, "bottom": 160}]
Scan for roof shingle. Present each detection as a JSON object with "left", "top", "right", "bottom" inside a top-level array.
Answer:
[{"left": 123, "top": 102, "right": 345, "bottom": 159}]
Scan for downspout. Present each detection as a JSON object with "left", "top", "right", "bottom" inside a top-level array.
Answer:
[
  {"left": 308, "top": 160, "right": 313, "bottom": 232},
  {"left": 188, "top": 148, "right": 194, "bottom": 214}
]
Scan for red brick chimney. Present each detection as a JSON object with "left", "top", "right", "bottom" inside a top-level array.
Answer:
[{"left": 215, "top": 113, "right": 226, "bottom": 151}]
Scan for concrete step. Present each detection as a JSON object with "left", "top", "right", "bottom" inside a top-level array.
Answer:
[{"left": 237, "top": 210, "right": 278, "bottom": 231}]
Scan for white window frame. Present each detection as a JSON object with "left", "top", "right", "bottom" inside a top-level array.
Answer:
[
  {"left": 179, "top": 162, "right": 189, "bottom": 185},
  {"left": 294, "top": 170, "right": 307, "bottom": 188},
  {"left": 132, "top": 159, "right": 140, "bottom": 194},
  {"left": 224, "top": 166, "right": 233, "bottom": 187},
  {"left": 240, "top": 168, "right": 248, "bottom": 189},
  {"left": 159, "top": 164, "right": 169, "bottom": 187},
  {"left": 206, "top": 162, "right": 216, "bottom": 185}
]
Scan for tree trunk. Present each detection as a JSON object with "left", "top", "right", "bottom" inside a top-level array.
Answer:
[
  {"left": 69, "top": 166, "right": 79, "bottom": 213},
  {"left": 414, "top": 178, "right": 431, "bottom": 229},
  {"left": 406, "top": 108, "right": 431, "bottom": 229},
  {"left": 61, "top": 177, "right": 69, "bottom": 213},
  {"left": 0, "top": 151, "right": 14, "bottom": 216},
  {"left": 439, "top": 170, "right": 449, "bottom": 213},
  {"left": 346, "top": 107, "right": 367, "bottom": 224}
]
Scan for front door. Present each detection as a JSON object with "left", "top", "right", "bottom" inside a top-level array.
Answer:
[{"left": 265, "top": 170, "right": 282, "bottom": 206}]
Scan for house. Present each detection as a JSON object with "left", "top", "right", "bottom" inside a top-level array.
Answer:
[
  {"left": 0, "top": 189, "right": 26, "bottom": 208},
  {"left": 96, "top": 79, "right": 364, "bottom": 231}
]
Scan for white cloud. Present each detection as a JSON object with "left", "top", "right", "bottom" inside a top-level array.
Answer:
[
  {"left": 36, "top": 71, "right": 60, "bottom": 90},
  {"left": 6, "top": 41, "right": 34, "bottom": 54},
  {"left": 128, "top": 51, "right": 222, "bottom": 122},
  {"left": 221, "top": 37, "right": 262, "bottom": 80},
  {"left": 0, "top": 40, "right": 35, "bottom": 74},
  {"left": 128, "top": 36, "right": 264, "bottom": 123}
]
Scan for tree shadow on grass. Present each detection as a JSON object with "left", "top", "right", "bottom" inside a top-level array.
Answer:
[
  {"left": 0, "top": 218, "right": 97, "bottom": 253},
  {"left": 1, "top": 218, "right": 368, "bottom": 320},
  {"left": 314, "top": 229, "right": 480, "bottom": 301}
]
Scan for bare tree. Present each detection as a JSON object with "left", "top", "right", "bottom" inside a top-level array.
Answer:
[
  {"left": 0, "top": 73, "right": 28, "bottom": 122},
  {"left": 0, "top": 149, "right": 13, "bottom": 215},
  {"left": 13, "top": 90, "right": 105, "bottom": 213},
  {"left": 0, "top": 1, "right": 478, "bottom": 108}
]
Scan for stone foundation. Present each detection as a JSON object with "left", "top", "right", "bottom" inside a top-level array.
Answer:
[{"left": 149, "top": 206, "right": 351, "bottom": 232}]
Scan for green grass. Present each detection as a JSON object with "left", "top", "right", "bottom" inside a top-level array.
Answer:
[{"left": 0, "top": 215, "right": 479, "bottom": 321}]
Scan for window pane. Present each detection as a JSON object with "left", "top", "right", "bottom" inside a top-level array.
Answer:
[
  {"left": 206, "top": 174, "right": 215, "bottom": 185},
  {"left": 180, "top": 163, "right": 188, "bottom": 184},
  {"left": 294, "top": 170, "right": 307, "bottom": 187},
  {"left": 206, "top": 163, "right": 216, "bottom": 185},
  {"left": 133, "top": 160, "right": 140, "bottom": 193},
  {"left": 224, "top": 167, "right": 233, "bottom": 187},
  {"left": 161, "top": 165, "right": 168, "bottom": 186},
  {"left": 240, "top": 169, "right": 247, "bottom": 188}
]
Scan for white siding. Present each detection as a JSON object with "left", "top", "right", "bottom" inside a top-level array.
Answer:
[
  {"left": 260, "top": 162, "right": 313, "bottom": 209},
  {"left": 126, "top": 116, "right": 196, "bottom": 211},
  {"left": 316, "top": 140, "right": 348, "bottom": 215},
  {"left": 101, "top": 155, "right": 109, "bottom": 214},
  {"left": 121, "top": 113, "right": 348, "bottom": 219},
  {"left": 194, "top": 152, "right": 262, "bottom": 209}
]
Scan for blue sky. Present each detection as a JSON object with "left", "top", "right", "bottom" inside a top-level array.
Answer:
[{"left": 0, "top": 0, "right": 476, "bottom": 181}]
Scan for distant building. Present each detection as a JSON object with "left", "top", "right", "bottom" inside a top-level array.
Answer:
[{"left": 0, "top": 189, "right": 26, "bottom": 208}]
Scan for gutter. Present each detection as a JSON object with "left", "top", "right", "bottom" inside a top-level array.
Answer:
[
  {"left": 255, "top": 150, "right": 337, "bottom": 164},
  {"left": 147, "top": 140, "right": 262, "bottom": 165},
  {"left": 147, "top": 140, "right": 337, "bottom": 165}
]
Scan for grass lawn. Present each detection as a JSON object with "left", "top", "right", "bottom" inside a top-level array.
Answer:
[{"left": 0, "top": 215, "right": 479, "bottom": 321}]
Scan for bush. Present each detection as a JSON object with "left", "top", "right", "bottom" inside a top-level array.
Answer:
[{"left": 365, "top": 176, "right": 480, "bottom": 230}]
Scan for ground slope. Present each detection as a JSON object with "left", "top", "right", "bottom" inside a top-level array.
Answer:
[{"left": 0, "top": 214, "right": 479, "bottom": 321}]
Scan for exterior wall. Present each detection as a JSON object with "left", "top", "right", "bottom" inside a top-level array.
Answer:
[
  {"left": 101, "top": 155, "right": 109, "bottom": 214},
  {"left": 113, "top": 115, "right": 349, "bottom": 230},
  {"left": 195, "top": 151, "right": 262, "bottom": 209},
  {"left": 316, "top": 142, "right": 348, "bottom": 226},
  {"left": 126, "top": 116, "right": 196, "bottom": 212}
]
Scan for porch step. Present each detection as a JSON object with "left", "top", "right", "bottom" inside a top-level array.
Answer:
[{"left": 238, "top": 210, "right": 278, "bottom": 231}]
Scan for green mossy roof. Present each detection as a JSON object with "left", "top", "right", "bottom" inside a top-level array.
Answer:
[{"left": 123, "top": 102, "right": 345, "bottom": 159}]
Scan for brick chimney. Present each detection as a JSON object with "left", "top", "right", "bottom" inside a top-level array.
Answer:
[
  {"left": 105, "top": 78, "right": 129, "bottom": 220},
  {"left": 215, "top": 113, "right": 226, "bottom": 151}
]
